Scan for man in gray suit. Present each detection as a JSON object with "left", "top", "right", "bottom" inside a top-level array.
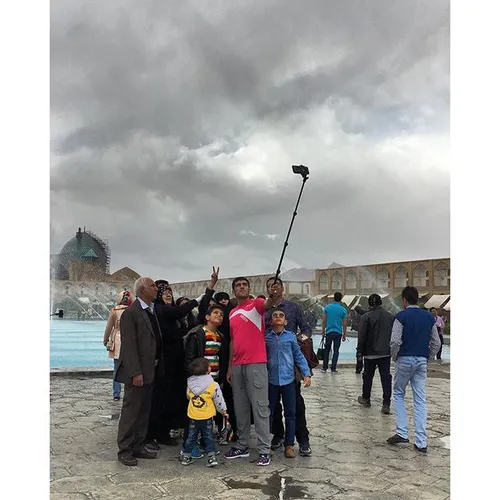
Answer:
[{"left": 115, "top": 277, "right": 163, "bottom": 466}]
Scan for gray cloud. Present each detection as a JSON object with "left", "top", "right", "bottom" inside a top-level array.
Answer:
[{"left": 51, "top": 0, "right": 450, "bottom": 283}]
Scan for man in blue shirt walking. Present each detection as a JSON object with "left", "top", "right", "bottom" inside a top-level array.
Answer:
[
  {"left": 266, "top": 308, "right": 311, "bottom": 459},
  {"left": 387, "top": 286, "right": 441, "bottom": 453},
  {"left": 321, "top": 292, "right": 347, "bottom": 372}
]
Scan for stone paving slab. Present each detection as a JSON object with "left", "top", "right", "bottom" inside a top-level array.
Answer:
[{"left": 50, "top": 364, "right": 450, "bottom": 500}]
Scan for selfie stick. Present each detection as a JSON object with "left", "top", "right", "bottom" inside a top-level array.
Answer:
[{"left": 272, "top": 165, "right": 310, "bottom": 285}]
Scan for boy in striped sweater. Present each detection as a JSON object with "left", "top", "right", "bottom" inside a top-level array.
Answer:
[{"left": 183, "top": 305, "right": 227, "bottom": 455}]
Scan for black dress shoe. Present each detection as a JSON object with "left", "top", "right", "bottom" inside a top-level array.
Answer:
[
  {"left": 387, "top": 434, "right": 410, "bottom": 445},
  {"left": 414, "top": 444, "right": 428, "bottom": 453},
  {"left": 118, "top": 454, "right": 138, "bottom": 466},
  {"left": 145, "top": 440, "right": 160, "bottom": 451},
  {"left": 133, "top": 448, "right": 158, "bottom": 459},
  {"left": 358, "top": 396, "right": 371, "bottom": 407}
]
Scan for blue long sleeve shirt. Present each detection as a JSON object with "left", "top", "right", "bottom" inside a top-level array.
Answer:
[{"left": 265, "top": 329, "right": 311, "bottom": 386}]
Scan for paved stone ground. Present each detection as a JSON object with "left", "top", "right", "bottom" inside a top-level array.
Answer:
[{"left": 50, "top": 362, "right": 450, "bottom": 500}]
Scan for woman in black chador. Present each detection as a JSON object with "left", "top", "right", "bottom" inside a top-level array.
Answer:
[{"left": 145, "top": 281, "right": 199, "bottom": 448}]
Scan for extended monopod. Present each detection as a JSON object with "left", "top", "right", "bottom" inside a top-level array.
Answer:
[{"left": 272, "top": 165, "right": 310, "bottom": 285}]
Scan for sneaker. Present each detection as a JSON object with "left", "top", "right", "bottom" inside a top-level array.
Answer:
[
  {"left": 414, "top": 444, "right": 428, "bottom": 454},
  {"left": 299, "top": 446, "right": 312, "bottom": 457},
  {"left": 207, "top": 455, "right": 218, "bottom": 467},
  {"left": 256, "top": 454, "right": 271, "bottom": 466},
  {"left": 113, "top": 395, "right": 120, "bottom": 401},
  {"left": 224, "top": 447, "right": 250, "bottom": 459},
  {"left": 358, "top": 396, "right": 371, "bottom": 407},
  {"left": 331, "top": 369, "right": 338, "bottom": 373},
  {"left": 381, "top": 405, "right": 391, "bottom": 415},
  {"left": 284, "top": 445, "right": 296, "bottom": 458},
  {"left": 181, "top": 455, "right": 193, "bottom": 466},
  {"left": 320, "top": 369, "right": 327, "bottom": 373},
  {"left": 271, "top": 438, "right": 284, "bottom": 451},
  {"left": 387, "top": 434, "right": 410, "bottom": 445}
]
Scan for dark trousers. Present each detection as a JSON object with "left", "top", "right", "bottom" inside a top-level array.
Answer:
[
  {"left": 117, "top": 383, "right": 154, "bottom": 457},
  {"left": 323, "top": 333, "right": 342, "bottom": 371},
  {"left": 437, "top": 333, "right": 444, "bottom": 360},
  {"left": 362, "top": 357, "right": 392, "bottom": 406},
  {"left": 271, "top": 380, "right": 309, "bottom": 447},
  {"left": 269, "top": 382, "right": 296, "bottom": 446},
  {"left": 222, "top": 382, "right": 238, "bottom": 441},
  {"left": 182, "top": 418, "right": 216, "bottom": 456}
]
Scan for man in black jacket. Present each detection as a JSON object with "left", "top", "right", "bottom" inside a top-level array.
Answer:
[{"left": 356, "top": 294, "right": 394, "bottom": 414}]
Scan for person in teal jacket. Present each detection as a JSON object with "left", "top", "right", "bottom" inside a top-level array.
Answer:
[{"left": 265, "top": 308, "right": 311, "bottom": 458}]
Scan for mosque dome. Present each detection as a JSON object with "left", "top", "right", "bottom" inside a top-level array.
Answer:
[{"left": 54, "top": 227, "right": 110, "bottom": 280}]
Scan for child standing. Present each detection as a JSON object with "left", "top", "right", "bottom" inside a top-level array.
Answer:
[
  {"left": 266, "top": 308, "right": 312, "bottom": 458},
  {"left": 181, "top": 358, "right": 228, "bottom": 467}
]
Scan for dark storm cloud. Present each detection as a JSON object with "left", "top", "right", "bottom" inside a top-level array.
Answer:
[{"left": 50, "top": 0, "right": 450, "bottom": 282}]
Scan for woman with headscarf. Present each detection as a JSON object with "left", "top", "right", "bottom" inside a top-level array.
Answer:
[
  {"left": 145, "top": 270, "right": 218, "bottom": 450},
  {"left": 102, "top": 290, "right": 133, "bottom": 401}
]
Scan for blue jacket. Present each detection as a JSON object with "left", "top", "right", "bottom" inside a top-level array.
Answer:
[{"left": 265, "top": 329, "right": 311, "bottom": 386}]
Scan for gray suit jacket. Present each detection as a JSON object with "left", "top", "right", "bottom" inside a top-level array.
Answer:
[{"left": 114, "top": 299, "right": 163, "bottom": 385}]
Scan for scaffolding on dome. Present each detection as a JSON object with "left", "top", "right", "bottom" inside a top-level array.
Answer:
[{"left": 84, "top": 228, "right": 111, "bottom": 274}]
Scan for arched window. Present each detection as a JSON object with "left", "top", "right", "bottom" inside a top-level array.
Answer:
[
  {"left": 413, "top": 265, "right": 428, "bottom": 288},
  {"left": 332, "top": 272, "right": 342, "bottom": 292},
  {"left": 319, "top": 272, "right": 329, "bottom": 292},
  {"left": 361, "top": 268, "right": 374, "bottom": 290},
  {"left": 254, "top": 278, "right": 262, "bottom": 294},
  {"left": 394, "top": 266, "right": 408, "bottom": 288},
  {"left": 434, "top": 262, "right": 450, "bottom": 287},
  {"left": 346, "top": 271, "right": 357, "bottom": 290},
  {"left": 304, "top": 283, "right": 311, "bottom": 295},
  {"left": 65, "top": 284, "right": 70, "bottom": 295},
  {"left": 109, "top": 284, "right": 117, "bottom": 297},
  {"left": 95, "top": 284, "right": 100, "bottom": 295},
  {"left": 376, "top": 267, "right": 390, "bottom": 290}
]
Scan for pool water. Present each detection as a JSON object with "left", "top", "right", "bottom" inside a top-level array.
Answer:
[{"left": 50, "top": 320, "right": 450, "bottom": 369}]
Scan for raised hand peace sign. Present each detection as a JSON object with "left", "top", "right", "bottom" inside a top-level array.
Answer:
[{"left": 209, "top": 266, "right": 220, "bottom": 289}]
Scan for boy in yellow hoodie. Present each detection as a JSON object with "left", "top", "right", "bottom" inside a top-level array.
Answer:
[{"left": 181, "top": 358, "right": 228, "bottom": 467}]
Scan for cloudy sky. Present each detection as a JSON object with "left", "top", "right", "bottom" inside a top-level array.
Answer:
[{"left": 50, "top": 0, "right": 450, "bottom": 283}]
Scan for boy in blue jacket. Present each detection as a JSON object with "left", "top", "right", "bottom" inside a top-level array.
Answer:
[{"left": 266, "top": 308, "right": 312, "bottom": 458}]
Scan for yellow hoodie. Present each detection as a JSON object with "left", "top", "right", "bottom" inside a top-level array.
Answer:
[{"left": 186, "top": 374, "right": 227, "bottom": 420}]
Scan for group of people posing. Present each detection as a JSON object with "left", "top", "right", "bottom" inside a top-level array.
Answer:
[
  {"left": 320, "top": 288, "right": 442, "bottom": 452},
  {"left": 104, "top": 269, "right": 316, "bottom": 468},
  {"left": 104, "top": 270, "right": 443, "bottom": 468}
]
